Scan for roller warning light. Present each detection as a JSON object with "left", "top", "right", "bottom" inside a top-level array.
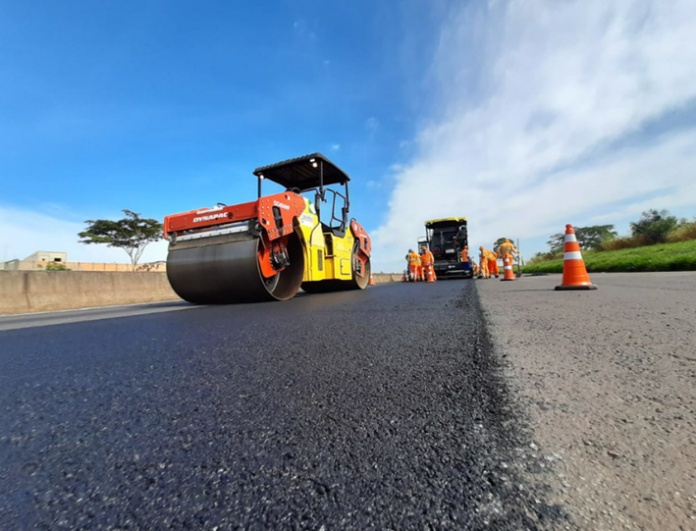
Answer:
[{"left": 163, "top": 153, "right": 372, "bottom": 304}]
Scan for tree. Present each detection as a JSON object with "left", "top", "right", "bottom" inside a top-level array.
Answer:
[
  {"left": 630, "top": 209, "right": 678, "bottom": 244},
  {"left": 575, "top": 225, "right": 617, "bottom": 250},
  {"left": 547, "top": 225, "right": 617, "bottom": 253},
  {"left": 547, "top": 233, "right": 565, "bottom": 254},
  {"left": 79, "top": 210, "right": 163, "bottom": 270}
]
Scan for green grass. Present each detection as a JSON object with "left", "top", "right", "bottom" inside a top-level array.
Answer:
[{"left": 522, "top": 239, "right": 696, "bottom": 274}]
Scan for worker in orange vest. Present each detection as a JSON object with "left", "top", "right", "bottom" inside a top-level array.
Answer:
[
  {"left": 417, "top": 253, "right": 425, "bottom": 281},
  {"left": 406, "top": 249, "right": 420, "bottom": 282},
  {"left": 478, "top": 246, "right": 490, "bottom": 279},
  {"left": 421, "top": 245, "right": 435, "bottom": 282},
  {"left": 461, "top": 245, "right": 473, "bottom": 277},
  {"left": 499, "top": 239, "right": 518, "bottom": 260},
  {"left": 487, "top": 249, "right": 500, "bottom": 278}
]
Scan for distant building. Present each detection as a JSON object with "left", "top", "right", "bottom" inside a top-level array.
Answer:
[
  {"left": 2, "top": 251, "right": 67, "bottom": 271},
  {"left": 1, "top": 251, "right": 165, "bottom": 272},
  {"left": 24, "top": 251, "right": 68, "bottom": 263}
]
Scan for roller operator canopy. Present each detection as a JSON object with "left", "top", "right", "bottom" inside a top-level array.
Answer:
[{"left": 253, "top": 153, "right": 350, "bottom": 191}]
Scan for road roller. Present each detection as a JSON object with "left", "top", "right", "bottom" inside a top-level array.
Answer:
[{"left": 163, "top": 153, "right": 372, "bottom": 304}]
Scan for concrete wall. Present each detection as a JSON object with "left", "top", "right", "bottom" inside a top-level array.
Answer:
[
  {"left": 2, "top": 260, "right": 166, "bottom": 272},
  {"left": 0, "top": 271, "right": 402, "bottom": 315},
  {"left": 372, "top": 273, "right": 403, "bottom": 283},
  {"left": 0, "top": 271, "right": 178, "bottom": 315}
]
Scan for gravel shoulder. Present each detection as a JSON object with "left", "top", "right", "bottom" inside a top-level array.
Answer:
[{"left": 476, "top": 272, "right": 696, "bottom": 531}]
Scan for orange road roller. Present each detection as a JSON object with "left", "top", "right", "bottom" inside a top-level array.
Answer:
[{"left": 163, "top": 153, "right": 372, "bottom": 303}]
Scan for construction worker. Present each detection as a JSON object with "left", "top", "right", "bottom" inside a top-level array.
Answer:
[
  {"left": 406, "top": 249, "right": 420, "bottom": 282},
  {"left": 420, "top": 245, "right": 435, "bottom": 282},
  {"left": 454, "top": 227, "right": 467, "bottom": 251},
  {"left": 415, "top": 252, "right": 424, "bottom": 281},
  {"left": 487, "top": 249, "right": 500, "bottom": 278},
  {"left": 499, "top": 239, "right": 518, "bottom": 260},
  {"left": 478, "top": 246, "right": 490, "bottom": 279},
  {"left": 460, "top": 245, "right": 474, "bottom": 278}
]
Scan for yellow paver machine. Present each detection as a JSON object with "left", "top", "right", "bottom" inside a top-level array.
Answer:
[{"left": 163, "top": 153, "right": 372, "bottom": 303}]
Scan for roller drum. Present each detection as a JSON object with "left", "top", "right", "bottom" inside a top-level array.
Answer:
[{"left": 166, "top": 233, "right": 304, "bottom": 304}]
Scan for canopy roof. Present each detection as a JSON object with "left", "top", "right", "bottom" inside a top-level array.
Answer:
[
  {"left": 253, "top": 153, "right": 350, "bottom": 191},
  {"left": 425, "top": 217, "right": 468, "bottom": 227}
]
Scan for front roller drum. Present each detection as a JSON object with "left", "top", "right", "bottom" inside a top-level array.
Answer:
[{"left": 166, "top": 233, "right": 305, "bottom": 304}]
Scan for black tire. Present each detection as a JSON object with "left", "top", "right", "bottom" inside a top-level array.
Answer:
[{"left": 351, "top": 241, "right": 370, "bottom": 290}]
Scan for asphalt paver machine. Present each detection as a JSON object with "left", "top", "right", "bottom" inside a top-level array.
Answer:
[
  {"left": 424, "top": 217, "right": 473, "bottom": 279},
  {"left": 164, "top": 153, "right": 372, "bottom": 303}
]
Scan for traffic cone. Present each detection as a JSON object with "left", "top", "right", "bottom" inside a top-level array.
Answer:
[
  {"left": 425, "top": 264, "right": 435, "bottom": 283},
  {"left": 555, "top": 224, "right": 597, "bottom": 291},
  {"left": 501, "top": 254, "right": 516, "bottom": 281},
  {"left": 369, "top": 273, "right": 375, "bottom": 286}
]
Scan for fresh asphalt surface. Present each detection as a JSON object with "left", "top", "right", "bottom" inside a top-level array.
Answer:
[
  {"left": 0, "top": 281, "right": 559, "bottom": 530},
  {"left": 0, "top": 301, "right": 197, "bottom": 332}
]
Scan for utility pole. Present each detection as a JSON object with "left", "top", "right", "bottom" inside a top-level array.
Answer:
[{"left": 516, "top": 238, "right": 521, "bottom": 277}]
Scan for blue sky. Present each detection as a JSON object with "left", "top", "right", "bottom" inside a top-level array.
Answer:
[{"left": 2, "top": 0, "right": 696, "bottom": 272}]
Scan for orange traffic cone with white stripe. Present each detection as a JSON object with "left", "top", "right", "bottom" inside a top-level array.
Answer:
[
  {"left": 425, "top": 263, "right": 435, "bottom": 283},
  {"left": 500, "top": 254, "right": 516, "bottom": 281},
  {"left": 555, "top": 224, "right": 597, "bottom": 291},
  {"left": 369, "top": 273, "right": 375, "bottom": 286}
]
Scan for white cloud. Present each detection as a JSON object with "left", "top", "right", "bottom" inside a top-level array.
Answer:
[
  {"left": 365, "top": 117, "right": 379, "bottom": 131},
  {"left": 293, "top": 19, "right": 316, "bottom": 40},
  {"left": 372, "top": 0, "right": 696, "bottom": 271},
  {"left": 330, "top": 143, "right": 340, "bottom": 151},
  {"left": 0, "top": 205, "right": 168, "bottom": 265}
]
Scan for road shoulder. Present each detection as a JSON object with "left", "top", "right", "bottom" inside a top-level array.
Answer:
[{"left": 477, "top": 272, "right": 696, "bottom": 531}]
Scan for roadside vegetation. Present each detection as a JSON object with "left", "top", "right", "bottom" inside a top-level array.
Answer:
[
  {"left": 524, "top": 210, "right": 696, "bottom": 273},
  {"left": 38, "top": 262, "right": 72, "bottom": 272}
]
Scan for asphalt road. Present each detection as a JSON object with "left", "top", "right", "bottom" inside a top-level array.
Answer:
[
  {"left": 0, "top": 301, "right": 197, "bottom": 332},
  {"left": 0, "top": 281, "right": 558, "bottom": 530}
]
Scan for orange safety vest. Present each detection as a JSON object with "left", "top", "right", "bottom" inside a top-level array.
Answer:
[
  {"left": 420, "top": 250, "right": 434, "bottom": 265},
  {"left": 500, "top": 242, "right": 517, "bottom": 256}
]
